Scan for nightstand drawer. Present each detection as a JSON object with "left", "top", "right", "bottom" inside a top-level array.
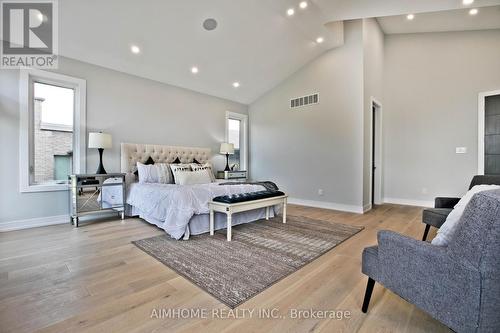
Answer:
[{"left": 217, "top": 170, "right": 247, "bottom": 180}]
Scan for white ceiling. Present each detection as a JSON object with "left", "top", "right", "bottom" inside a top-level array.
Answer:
[
  {"left": 378, "top": 5, "right": 500, "bottom": 34},
  {"left": 59, "top": 0, "right": 343, "bottom": 105},
  {"left": 55, "top": 0, "right": 500, "bottom": 104},
  {"left": 314, "top": 0, "right": 500, "bottom": 21}
]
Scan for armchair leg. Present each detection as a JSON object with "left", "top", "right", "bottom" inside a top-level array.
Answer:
[
  {"left": 362, "top": 277, "right": 375, "bottom": 313},
  {"left": 422, "top": 224, "right": 431, "bottom": 241}
]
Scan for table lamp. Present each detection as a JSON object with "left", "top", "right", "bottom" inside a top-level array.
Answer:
[
  {"left": 88, "top": 132, "right": 112, "bottom": 174},
  {"left": 220, "top": 143, "right": 234, "bottom": 172}
]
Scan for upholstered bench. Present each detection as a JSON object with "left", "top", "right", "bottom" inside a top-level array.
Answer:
[{"left": 209, "top": 190, "right": 288, "bottom": 241}]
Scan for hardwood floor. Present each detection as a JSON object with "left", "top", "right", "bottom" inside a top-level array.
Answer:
[{"left": 0, "top": 205, "right": 451, "bottom": 333}]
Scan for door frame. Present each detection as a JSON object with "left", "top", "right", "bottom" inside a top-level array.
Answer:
[
  {"left": 478, "top": 89, "right": 500, "bottom": 175},
  {"left": 370, "top": 97, "right": 383, "bottom": 205}
]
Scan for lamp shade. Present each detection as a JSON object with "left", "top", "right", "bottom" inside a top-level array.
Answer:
[
  {"left": 88, "top": 132, "right": 112, "bottom": 149},
  {"left": 220, "top": 142, "right": 234, "bottom": 155}
]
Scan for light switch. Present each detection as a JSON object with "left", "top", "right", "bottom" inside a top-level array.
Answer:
[{"left": 456, "top": 147, "right": 467, "bottom": 154}]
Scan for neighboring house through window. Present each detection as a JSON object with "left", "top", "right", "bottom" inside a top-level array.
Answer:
[{"left": 19, "top": 69, "right": 86, "bottom": 192}]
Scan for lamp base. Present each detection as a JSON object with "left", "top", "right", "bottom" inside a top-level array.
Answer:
[
  {"left": 95, "top": 164, "right": 107, "bottom": 175},
  {"left": 224, "top": 153, "right": 230, "bottom": 171},
  {"left": 95, "top": 148, "right": 107, "bottom": 174}
]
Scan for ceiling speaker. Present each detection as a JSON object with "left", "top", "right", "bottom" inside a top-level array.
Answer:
[{"left": 203, "top": 18, "right": 218, "bottom": 31}]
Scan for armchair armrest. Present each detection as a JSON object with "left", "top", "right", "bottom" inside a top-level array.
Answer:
[
  {"left": 376, "top": 230, "right": 480, "bottom": 326},
  {"left": 434, "top": 197, "right": 460, "bottom": 208},
  {"left": 378, "top": 230, "right": 446, "bottom": 270}
]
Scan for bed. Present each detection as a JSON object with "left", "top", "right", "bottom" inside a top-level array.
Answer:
[{"left": 101, "top": 143, "right": 276, "bottom": 240}]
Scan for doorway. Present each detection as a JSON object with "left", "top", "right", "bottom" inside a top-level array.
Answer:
[
  {"left": 478, "top": 90, "right": 500, "bottom": 175},
  {"left": 371, "top": 99, "right": 382, "bottom": 205}
]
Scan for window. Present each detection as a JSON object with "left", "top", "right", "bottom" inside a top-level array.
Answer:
[
  {"left": 20, "top": 69, "right": 86, "bottom": 192},
  {"left": 228, "top": 118, "right": 241, "bottom": 167},
  {"left": 225, "top": 111, "right": 248, "bottom": 171},
  {"left": 33, "top": 82, "right": 74, "bottom": 185}
]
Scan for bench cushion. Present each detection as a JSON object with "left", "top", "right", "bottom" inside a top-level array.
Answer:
[{"left": 212, "top": 190, "right": 285, "bottom": 204}]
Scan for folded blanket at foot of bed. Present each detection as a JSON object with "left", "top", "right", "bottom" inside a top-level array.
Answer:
[
  {"left": 218, "top": 181, "right": 279, "bottom": 191},
  {"left": 213, "top": 190, "right": 285, "bottom": 204}
]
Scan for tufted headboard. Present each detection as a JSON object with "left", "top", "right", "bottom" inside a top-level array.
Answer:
[{"left": 120, "top": 143, "right": 212, "bottom": 173}]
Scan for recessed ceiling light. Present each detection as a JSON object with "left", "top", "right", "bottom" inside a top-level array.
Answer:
[
  {"left": 469, "top": 8, "right": 478, "bottom": 15},
  {"left": 406, "top": 14, "right": 415, "bottom": 20},
  {"left": 287, "top": 8, "right": 295, "bottom": 16},
  {"left": 299, "top": 2, "right": 308, "bottom": 9},
  {"left": 316, "top": 37, "right": 324, "bottom": 44},
  {"left": 232, "top": 82, "right": 240, "bottom": 88},
  {"left": 191, "top": 66, "right": 199, "bottom": 74},
  {"left": 463, "top": 0, "right": 474, "bottom": 5},
  {"left": 130, "top": 45, "right": 140, "bottom": 54}
]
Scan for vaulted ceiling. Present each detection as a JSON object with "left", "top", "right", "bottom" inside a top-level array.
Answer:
[
  {"left": 57, "top": 0, "right": 500, "bottom": 104},
  {"left": 378, "top": 5, "right": 500, "bottom": 34}
]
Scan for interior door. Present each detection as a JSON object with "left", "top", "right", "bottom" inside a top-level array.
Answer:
[{"left": 485, "top": 94, "right": 500, "bottom": 174}]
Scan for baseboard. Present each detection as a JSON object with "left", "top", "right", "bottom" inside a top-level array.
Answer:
[
  {"left": 363, "top": 204, "right": 372, "bottom": 213},
  {"left": 0, "top": 215, "right": 69, "bottom": 232},
  {"left": 383, "top": 197, "right": 433, "bottom": 208},
  {"left": 288, "top": 197, "right": 365, "bottom": 214}
]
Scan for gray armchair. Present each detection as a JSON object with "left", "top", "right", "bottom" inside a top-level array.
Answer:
[
  {"left": 422, "top": 175, "right": 500, "bottom": 241},
  {"left": 362, "top": 189, "right": 500, "bottom": 333}
]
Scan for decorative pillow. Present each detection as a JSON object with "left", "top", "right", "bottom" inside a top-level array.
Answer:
[
  {"left": 156, "top": 163, "right": 173, "bottom": 184},
  {"left": 192, "top": 158, "right": 201, "bottom": 164},
  {"left": 432, "top": 184, "right": 500, "bottom": 246},
  {"left": 172, "top": 157, "right": 182, "bottom": 164},
  {"left": 134, "top": 156, "right": 154, "bottom": 176},
  {"left": 137, "top": 162, "right": 160, "bottom": 183},
  {"left": 137, "top": 162, "right": 172, "bottom": 184},
  {"left": 190, "top": 162, "right": 215, "bottom": 182},
  {"left": 174, "top": 169, "right": 213, "bottom": 185},
  {"left": 170, "top": 164, "right": 191, "bottom": 183}
]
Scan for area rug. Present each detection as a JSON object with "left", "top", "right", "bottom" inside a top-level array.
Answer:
[{"left": 132, "top": 215, "right": 363, "bottom": 308}]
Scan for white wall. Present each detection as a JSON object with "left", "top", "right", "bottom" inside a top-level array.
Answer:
[
  {"left": 383, "top": 29, "right": 500, "bottom": 204},
  {"left": 249, "top": 21, "right": 365, "bottom": 212},
  {"left": 362, "top": 18, "right": 385, "bottom": 208},
  {"left": 4, "top": 24, "right": 498, "bottom": 227},
  {"left": 0, "top": 57, "right": 247, "bottom": 223}
]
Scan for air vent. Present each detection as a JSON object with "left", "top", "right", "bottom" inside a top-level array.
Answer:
[{"left": 290, "top": 93, "right": 319, "bottom": 109}]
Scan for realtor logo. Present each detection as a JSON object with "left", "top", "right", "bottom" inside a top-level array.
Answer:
[{"left": 1, "top": 0, "right": 58, "bottom": 68}]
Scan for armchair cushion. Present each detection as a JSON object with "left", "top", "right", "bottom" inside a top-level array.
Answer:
[{"left": 422, "top": 208, "right": 452, "bottom": 228}]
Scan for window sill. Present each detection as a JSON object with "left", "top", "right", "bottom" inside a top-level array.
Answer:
[{"left": 20, "top": 183, "right": 70, "bottom": 193}]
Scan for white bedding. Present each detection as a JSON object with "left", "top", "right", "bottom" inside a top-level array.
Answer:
[
  {"left": 128, "top": 204, "right": 270, "bottom": 239},
  {"left": 101, "top": 181, "right": 270, "bottom": 240},
  {"left": 99, "top": 177, "right": 124, "bottom": 209}
]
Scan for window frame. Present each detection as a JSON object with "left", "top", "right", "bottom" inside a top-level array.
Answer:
[
  {"left": 19, "top": 69, "right": 86, "bottom": 193},
  {"left": 225, "top": 111, "right": 248, "bottom": 171}
]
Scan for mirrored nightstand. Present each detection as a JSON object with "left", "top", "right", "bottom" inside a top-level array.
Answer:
[{"left": 69, "top": 173, "right": 126, "bottom": 227}]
